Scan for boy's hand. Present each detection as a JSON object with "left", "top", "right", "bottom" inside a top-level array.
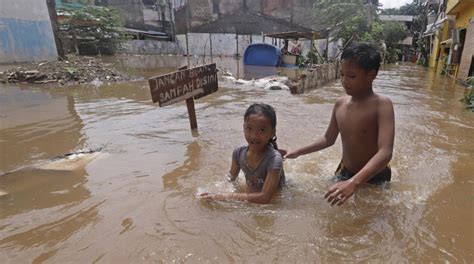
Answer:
[
  {"left": 283, "top": 150, "right": 300, "bottom": 159},
  {"left": 278, "top": 148, "right": 288, "bottom": 157},
  {"left": 324, "top": 180, "right": 357, "bottom": 206}
]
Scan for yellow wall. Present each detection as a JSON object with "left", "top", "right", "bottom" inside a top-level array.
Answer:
[
  {"left": 429, "top": 35, "right": 441, "bottom": 68},
  {"left": 446, "top": 0, "right": 460, "bottom": 15},
  {"left": 455, "top": 4, "right": 474, "bottom": 28},
  {"left": 430, "top": 0, "right": 474, "bottom": 76},
  {"left": 429, "top": 22, "right": 451, "bottom": 69},
  {"left": 427, "top": 1, "right": 473, "bottom": 69}
]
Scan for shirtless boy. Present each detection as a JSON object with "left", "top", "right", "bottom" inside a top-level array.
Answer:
[{"left": 284, "top": 42, "right": 395, "bottom": 206}]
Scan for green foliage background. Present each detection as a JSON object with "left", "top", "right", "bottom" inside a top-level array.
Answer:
[
  {"left": 313, "top": 0, "right": 409, "bottom": 63},
  {"left": 57, "top": 5, "right": 128, "bottom": 54}
]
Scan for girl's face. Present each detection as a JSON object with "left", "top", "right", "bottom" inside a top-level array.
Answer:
[{"left": 243, "top": 113, "right": 274, "bottom": 151}]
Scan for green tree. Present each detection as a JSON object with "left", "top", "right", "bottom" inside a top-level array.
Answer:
[
  {"left": 313, "top": 0, "right": 408, "bottom": 64},
  {"left": 382, "top": 22, "right": 408, "bottom": 46},
  {"left": 381, "top": 21, "right": 408, "bottom": 63},
  {"left": 314, "top": 0, "right": 379, "bottom": 45},
  {"left": 381, "top": 1, "right": 440, "bottom": 66},
  {"left": 57, "top": 5, "right": 128, "bottom": 55}
]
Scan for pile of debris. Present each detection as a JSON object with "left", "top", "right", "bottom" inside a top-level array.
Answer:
[{"left": 0, "top": 55, "right": 137, "bottom": 85}]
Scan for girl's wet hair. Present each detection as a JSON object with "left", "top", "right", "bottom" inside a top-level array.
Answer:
[
  {"left": 244, "top": 103, "right": 279, "bottom": 150},
  {"left": 341, "top": 42, "right": 381, "bottom": 74}
]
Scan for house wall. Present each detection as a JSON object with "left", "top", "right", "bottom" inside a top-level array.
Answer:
[
  {"left": 458, "top": 20, "right": 474, "bottom": 79},
  {"left": 175, "top": 0, "right": 318, "bottom": 33},
  {"left": 189, "top": 0, "right": 213, "bottom": 27},
  {"left": 261, "top": 0, "right": 315, "bottom": 28},
  {"left": 454, "top": 4, "right": 474, "bottom": 28},
  {"left": 218, "top": 0, "right": 242, "bottom": 15},
  {"left": 0, "top": 0, "right": 58, "bottom": 63},
  {"left": 445, "top": 1, "right": 474, "bottom": 79},
  {"left": 446, "top": 0, "right": 462, "bottom": 15},
  {"left": 429, "top": 19, "right": 452, "bottom": 69},
  {"left": 106, "top": 0, "right": 144, "bottom": 28}
]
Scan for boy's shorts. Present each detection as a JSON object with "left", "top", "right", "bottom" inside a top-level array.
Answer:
[{"left": 334, "top": 162, "right": 391, "bottom": 185}]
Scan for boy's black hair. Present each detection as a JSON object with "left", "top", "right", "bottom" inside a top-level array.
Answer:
[
  {"left": 341, "top": 42, "right": 381, "bottom": 74},
  {"left": 244, "top": 103, "right": 279, "bottom": 150}
]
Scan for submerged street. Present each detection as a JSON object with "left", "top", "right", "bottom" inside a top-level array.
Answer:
[{"left": 0, "top": 57, "right": 473, "bottom": 262}]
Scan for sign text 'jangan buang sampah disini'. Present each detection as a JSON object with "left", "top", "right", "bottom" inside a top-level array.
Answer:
[{"left": 149, "top": 63, "right": 218, "bottom": 106}]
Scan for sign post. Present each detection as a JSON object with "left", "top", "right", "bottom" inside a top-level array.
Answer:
[{"left": 148, "top": 63, "right": 218, "bottom": 130}]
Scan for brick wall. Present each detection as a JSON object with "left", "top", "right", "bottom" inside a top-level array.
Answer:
[{"left": 290, "top": 61, "right": 339, "bottom": 94}]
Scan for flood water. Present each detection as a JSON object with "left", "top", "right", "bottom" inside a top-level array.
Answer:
[{"left": 1, "top": 56, "right": 473, "bottom": 263}]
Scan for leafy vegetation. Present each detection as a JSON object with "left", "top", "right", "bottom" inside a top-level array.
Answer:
[
  {"left": 460, "top": 88, "right": 474, "bottom": 111},
  {"left": 57, "top": 5, "right": 128, "bottom": 55},
  {"left": 314, "top": 0, "right": 378, "bottom": 45},
  {"left": 313, "top": 0, "right": 408, "bottom": 63},
  {"left": 459, "top": 77, "right": 473, "bottom": 111},
  {"left": 382, "top": 1, "right": 440, "bottom": 67}
]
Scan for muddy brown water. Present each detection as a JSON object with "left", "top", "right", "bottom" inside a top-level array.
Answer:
[{"left": 1, "top": 56, "right": 473, "bottom": 263}]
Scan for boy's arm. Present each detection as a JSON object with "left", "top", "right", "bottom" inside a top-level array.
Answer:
[
  {"left": 325, "top": 98, "right": 394, "bottom": 206},
  {"left": 285, "top": 100, "right": 340, "bottom": 159}
]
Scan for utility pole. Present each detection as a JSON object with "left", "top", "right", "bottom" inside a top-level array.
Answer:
[
  {"left": 168, "top": 0, "right": 175, "bottom": 40},
  {"left": 186, "top": 0, "right": 191, "bottom": 31},
  {"left": 46, "top": 0, "right": 65, "bottom": 59}
]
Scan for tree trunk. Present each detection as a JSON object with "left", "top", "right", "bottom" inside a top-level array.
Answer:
[{"left": 46, "top": 0, "right": 65, "bottom": 59}]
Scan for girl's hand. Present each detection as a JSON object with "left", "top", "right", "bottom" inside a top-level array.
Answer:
[
  {"left": 200, "top": 192, "right": 225, "bottom": 200},
  {"left": 199, "top": 192, "right": 215, "bottom": 200},
  {"left": 324, "top": 180, "right": 357, "bottom": 206}
]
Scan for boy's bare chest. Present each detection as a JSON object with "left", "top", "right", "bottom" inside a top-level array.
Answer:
[{"left": 336, "top": 105, "right": 378, "bottom": 136}]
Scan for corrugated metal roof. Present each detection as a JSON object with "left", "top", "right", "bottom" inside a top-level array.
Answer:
[{"left": 189, "top": 10, "right": 327, "bottom": 38}]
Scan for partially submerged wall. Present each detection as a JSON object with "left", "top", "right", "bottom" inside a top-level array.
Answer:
[
  {"left": 120, "top": 33, "right": 342, "bottom": 60},
  {"left": 0, "top": 0, "right": 58, "bottom": 63},
  {"left": 120, "top": 40, "right": 184, "bottom": 54},
  {"left": 290, "top": 62, "right": 340, "bottom": 94}
]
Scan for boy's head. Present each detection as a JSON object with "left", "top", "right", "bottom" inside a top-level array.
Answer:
[
  {"left": 340, "top": 42, "right": 381, "bottom": 96},
  {"left": 341, "top": 42, "right": 381, "bottom": 74}
]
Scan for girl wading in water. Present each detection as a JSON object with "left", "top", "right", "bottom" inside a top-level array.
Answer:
[{"left": 200, "top": 103, "right": 285, "bottom": 204}]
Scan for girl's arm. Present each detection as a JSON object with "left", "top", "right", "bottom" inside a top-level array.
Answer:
[
  {"left": 206, "top": 169, "right": 281, "bottom": 204},
  {"left": 228, "top": 157, "right": 239, "bottom": 181}
]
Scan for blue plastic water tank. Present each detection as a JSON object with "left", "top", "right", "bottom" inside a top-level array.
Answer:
[{"left": 243, "top": 43, "right": 282, "bottom": 67}]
